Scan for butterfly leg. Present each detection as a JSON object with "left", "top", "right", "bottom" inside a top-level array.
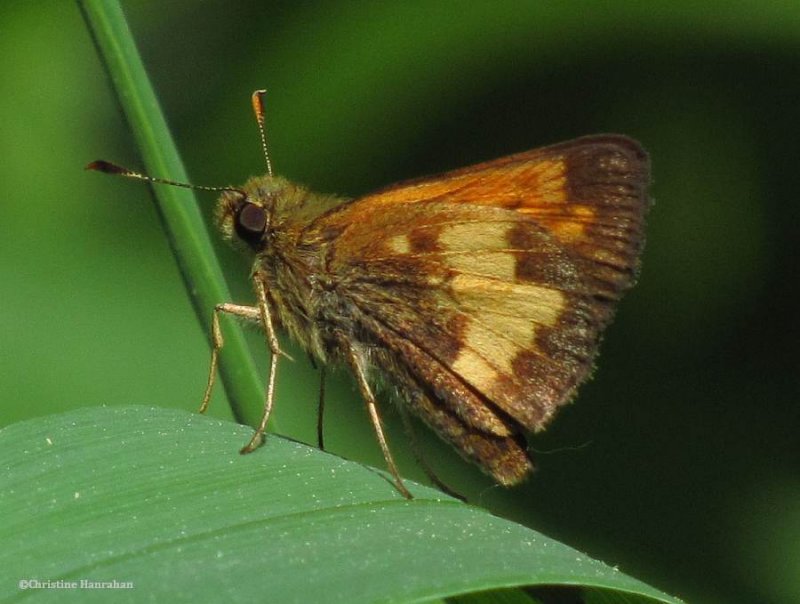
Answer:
[
  {"left": 316, "top": 366, "right": 327, "bottom": 451},
  {"left": 198, "top": 302, "right": 260, "bottom": 414},
  {"left": 197, "top": 273, "right": 290, "bottom": 455},
  {"left": 239, "top": 273, "right": 289, "bottom": 454},
  {"left": 342, "top": 342, "right": 412, "bottom": 499},
  {"left": 397, "top": 407, "right": 465, "bottom": 501}
]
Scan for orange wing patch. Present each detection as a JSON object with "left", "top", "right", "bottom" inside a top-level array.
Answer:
[
  {"left": 354, "top": 135, "right": 646, "bottom": 262},
  {"left": 361, "top": 157, "right": 567, "bottom": 208}
]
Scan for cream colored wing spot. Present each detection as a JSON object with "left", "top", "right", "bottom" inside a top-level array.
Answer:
[
  {"left": 437, "top": 221, "right": 518, "bottom": 279},
  {"left": 452, "top": 344, "right": 498, "bottom": 391},
  {"left": 532, "top": 205, "right": 596, "bottom": 243},
  {"left": 449, "top": 274, "right": 566, "bottom": 394},
  {"left": 387, "top": 234, "right": 411, "bottom": 254},
  {"left": 450, "top": 275, "right": 565, "bottom": 327},
  {"left": 533, "top": 160, "right": 567, "bottom": 204},
  {"left": 459, "top": 319, "right": 522, "bottom": 376},
  {"left": 438, "top": 221, "right": 508, "bottom": 251},
  {"left": 472, "top": 313, "right": 536, "bottom": 350},
  {"left": 447, "top": 252, "right": 517, "bottom": 281}
]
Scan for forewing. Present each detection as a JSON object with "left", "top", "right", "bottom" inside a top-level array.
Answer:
[{"left": 351, "top": 135, "right": 648, "bottom": 296}]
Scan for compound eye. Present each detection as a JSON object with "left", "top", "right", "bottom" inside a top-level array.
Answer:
[{"left": 234, "top": 202, "right": 267, "bottom": 245}]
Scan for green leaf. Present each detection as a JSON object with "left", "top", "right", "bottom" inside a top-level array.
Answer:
[
  {"left": 76, "top": 0, "right": 265, "bottom": 430},
  {"left": 1, "top": 407, "right": 679, "bottom": 603}
]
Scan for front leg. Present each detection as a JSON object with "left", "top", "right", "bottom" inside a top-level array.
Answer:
[
  {"left": 198, "top": 302, "right": 260, "bottom": 414},
  {"left": 197, "top": 273, "right": 290, "bottom": 454},
  {"left": 239, "top": 274, "right": 286, "bottom": 454}
]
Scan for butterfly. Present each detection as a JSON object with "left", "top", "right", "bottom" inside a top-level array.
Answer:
[{"left": 89, "top": 91, "right": 650, "bottom": 498}]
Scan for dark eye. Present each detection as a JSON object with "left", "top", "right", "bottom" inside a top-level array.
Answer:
[{"left": 234, "top": 202, "right": 267, "bottom": 245}]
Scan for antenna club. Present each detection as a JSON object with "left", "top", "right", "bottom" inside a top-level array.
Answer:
[
  {"left": 251, "top": 89, "right": 267, "bottom": 118},
  {"left": 86, "top": 160, "right": 129, "bottom": 174},
  {"left": 251, "top": 88, "right": 273, "bottom": 177}
]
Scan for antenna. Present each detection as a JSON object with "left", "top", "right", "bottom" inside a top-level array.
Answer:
[
  {"left": 88, "top": 89, "right": 274, "bottom": 190},
  {"left": 85, "top": 160, "right": 242, "bottom": 194},
  {"left": 251, "top": 89, "right": 273, "bottom": 176}
]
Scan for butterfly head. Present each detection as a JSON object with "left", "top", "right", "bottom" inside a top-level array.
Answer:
[{"left": 216, "top": 174, "right": 302, "bottom": 252}]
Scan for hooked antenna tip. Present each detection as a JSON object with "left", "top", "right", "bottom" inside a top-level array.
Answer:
[{"left": 85, "top": 160, "right": 128, "bottom": 174}]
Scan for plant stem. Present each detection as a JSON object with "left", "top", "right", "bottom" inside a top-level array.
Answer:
[{"left": 78, "top": 0, "right": 267, "bottom": 430}]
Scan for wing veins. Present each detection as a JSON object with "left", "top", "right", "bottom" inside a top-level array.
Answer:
[
  {"left": 352, "top": 284, "right": 535, "bottom": 403},
  {"left": 352, "top": 290, "right": 510, "bottom": 427},
  {"left": 367, "top": 249, "right": 529, "bottom": 262}
]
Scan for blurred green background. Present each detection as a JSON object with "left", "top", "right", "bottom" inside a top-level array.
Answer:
[{"left": 2, "top": 2, "right": 798, "bottom": 603}]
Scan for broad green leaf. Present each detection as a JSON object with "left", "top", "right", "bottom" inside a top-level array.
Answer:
[{"left": 0, "top": 407, "right": 679, "bottom": 603}]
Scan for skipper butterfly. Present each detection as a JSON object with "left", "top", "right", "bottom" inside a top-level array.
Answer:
[{"left": 89, "top": 91, "right": 650, "bottom": 498}]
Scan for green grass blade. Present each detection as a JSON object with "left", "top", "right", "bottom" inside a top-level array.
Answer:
[{"left": 77, "top": 0, "right": 265, "bottom": 429}]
